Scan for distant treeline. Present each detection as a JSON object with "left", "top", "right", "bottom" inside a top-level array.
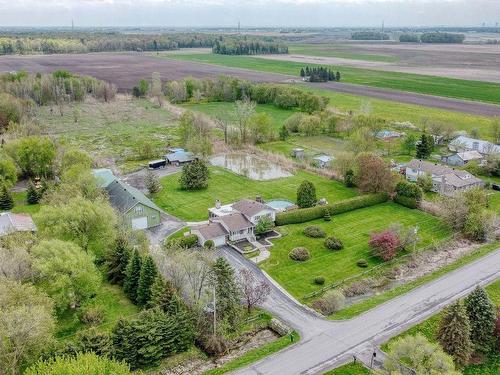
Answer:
[
  {"left": 162, "top": 75, "right": 328, "bottom": 113},
  {"left": 0, "top": 33, "right": 215, "bottom": 55},
  {"left": 351, "top": 31, "right": 389, "bottom": 41},
  {"left": 212, "top": 37, "right": 288, "bottom": 55},
  {"left": 399, "top": 32, "right": 465, "bottom": 43},
  {"left": 300, "top": 66, "right": 340, "bottom": 82}
]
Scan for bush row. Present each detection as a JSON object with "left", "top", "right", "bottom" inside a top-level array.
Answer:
[
  {"left": 275, "top": 193, "right": 389, "bottom": 225},
  {"left": 394, "top": 195, "right": 418, "bottom": 209}
]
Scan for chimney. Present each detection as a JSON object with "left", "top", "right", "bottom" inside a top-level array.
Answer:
[
  {"left": 215, "top": 199, "right": 221, "bottom": 209},
  {"left": 256, "top": 195, "right": 263, "bottom": 203}
]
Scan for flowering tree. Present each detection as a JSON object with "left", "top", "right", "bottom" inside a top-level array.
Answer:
[
  {"left": 238, "top": 269, "right": 271, "bottom": 313},
  {"left": 368, "top": 229, "right": 401, "bottom": 261}
]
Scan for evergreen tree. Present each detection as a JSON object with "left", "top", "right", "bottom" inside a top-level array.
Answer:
[
  {"left": 344, "top": 169, "right": 355, "bottom": 187},
  {"left": 179, "top": 159, "right": 210, "bottom": 190},
  {"left": 106, "top": 233, "right": 131, "bottom": 285},
  {"left": 279, "top": 124, "right": 290, "bottom": 141},
  {"left": 144, "top": 170, "right": 162, "bottom": 194},
  {"left": 296, "top": 180, "right": 317, "bottom": 208},
  {"left": 209, "top": 257, "right": 242, "bottom": 329},
  {"left": 136, "top": 256, "right": 158, "bottom": 307},
  {"left": 148, "top": 275, "right": 175, "bottom": 310},
  {"left": 111, "top": 318, "right": 137, "bottom": 367},
  {"left": 123, "top": 249, "right": 142, "bottom": 303},
  {"left": 0, "top": 184, "right": 14, "bottom": 210},
  {"left": 300, "top": 68, "right": 305, "bottom": 77},
  {"left": 336, "top": 71, "right": 341, "bottom": 81},
  {"left": 416, "top": 134, "right": 433, "bottom": 159},
  {"left": 465, "top": 286, "right": 496, "bottom": 352},
  {"left": 437, "top": 300, "right": 473, "bottom": 366},
  {"left": 305, "top": 66, "right": 310, "bottom": 76},
  {"left": 26, "top": 181, "right": 40, "bottom": 205}
]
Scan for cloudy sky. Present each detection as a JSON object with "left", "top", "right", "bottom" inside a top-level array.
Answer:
[{"left": 1, "top": 0, "right": 499, "bottom": 28}]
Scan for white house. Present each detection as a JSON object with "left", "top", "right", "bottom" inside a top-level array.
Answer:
[
  {"left": 405, "top": 159, "right": 484, "bottom": 196},
  {"left": 449, "top": 136, "right": 500, "bottom": 155}
]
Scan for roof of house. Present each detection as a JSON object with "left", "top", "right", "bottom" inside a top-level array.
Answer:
[
  {"left": 455, "top": 151, "right": 484, "bottom": 161},
  {"left": 213, "top": 212, "right": 253, "bottom": 232},
  {"left": 93, "top": 168, "right": 117, "bottom": 188},
  {"left": 406, "top": 159, "right": 453, "bottom": 175},
  {"left": 313, "top": 155, "right": 334, "bottom": 163},
  {"left": 105, "top": 179, "right": 161, "bottom": 214},
  {"left": 165, "top": 151, "right": 196, "bottom": 163},
  {"left": 193, "top": 222, "right": 228, "bottom": 240},
  {"left": 0, "top": 213, "right": 37, "bottom": 236},
  {"left": 231, "top": 199, "right": 273, "bottom": 218},
  {"left": 436, "top": 173, "right": 483, "bottom": 188},
  {"left": 449, "top": 136, "right": 500, "bottom": 154}
]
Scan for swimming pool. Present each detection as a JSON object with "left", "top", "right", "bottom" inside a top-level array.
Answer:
[{"left": 266, "top": 199, "right": 295, "bottom": 212}]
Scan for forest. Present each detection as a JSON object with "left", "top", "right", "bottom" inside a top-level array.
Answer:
[{"left": 212, "top": 37, "right": 288, "bottom": 55}]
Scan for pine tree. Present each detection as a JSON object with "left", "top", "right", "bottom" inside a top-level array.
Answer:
[
  {"left": 416, "top": 134, "right": 432, "bottom": 159},
  {"left": 344, "top": 169, "right": 355, "bottom": 187},
  {"left": 111, "top": 318, "right": 137, "bottom": 367},
  {"left": 336, "top": 71, "right": 341, "bottom": 81},
  {"left": 465, "top": 286, "right": 496, "bottom": 353},
  {"left": 296, "top": 180, "right": 317, "bottom": 208},
  {"left": 136, "top": 256, "right": 158, "bottom": 307},
  {"left": 0, "top": 184, "right": 14, "bottom": 210},
  {"left": 26, "top": 181, "right": 40, "bottom": 205},
  {"left": 437, "top": 300, "right": 473, "bottom": 366},
  {"left": 300, "top": 68, "right": 305, "bottom": 77},
  {"left": 148, "top": 275, "right": 175, "bottom": 310},
  {"left": 279, "top": 125, "right": 290, "bottom": 141},
  {"left": 106, "top": 233, "right": 131, "bottom": 285},
  {"left": 123, "top": 249, "right": 142, "bottom": 303},
  {"left": 305, "top": 66, "right": 310, "bottom": 76}
]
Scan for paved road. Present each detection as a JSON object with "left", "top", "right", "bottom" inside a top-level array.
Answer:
[
  {"left": 220, "top": 247, "right": 500, "bottom": 375},
  {"left": 2, "top": 52, "right": 500, "bottom": 116}
]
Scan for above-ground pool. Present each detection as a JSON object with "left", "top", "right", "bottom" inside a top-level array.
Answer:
[{"left": 266, "top": 199, "right": 295, "bottom": 212}]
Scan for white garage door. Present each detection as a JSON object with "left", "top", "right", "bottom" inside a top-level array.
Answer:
[{"left": 131, "top": 217, "right": 148, "bottom": 230}]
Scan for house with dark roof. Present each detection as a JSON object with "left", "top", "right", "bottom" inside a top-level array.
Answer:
[
  {"left": 92, "top": 169, "right": 161, "bottom": 230},
  {"left": 0, "top": 212, "right": 37, "bottom": 237}
]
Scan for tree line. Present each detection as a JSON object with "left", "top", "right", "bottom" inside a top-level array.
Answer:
[
  {"left": 212, "top": 36, "right": 288, "bottom": 55},
  {"left": 300, "top": 66, "right": 340, "bottom": 82},
  {"left": 400, "top": 32, "right": 465, "bottom": 43},
  {"left": 351, "top": 31, "right": 390, "bottom": 40}
]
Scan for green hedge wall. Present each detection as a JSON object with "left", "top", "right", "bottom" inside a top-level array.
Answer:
[
  {"left": 275, "top": 193, "right": 389, "bottom": 225},
  {"left": 393, "top": 195, "right": 418, "bottom": 209}
]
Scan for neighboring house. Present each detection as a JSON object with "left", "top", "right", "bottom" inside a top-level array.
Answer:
[
  {"left": 405, "top": 159, "right": 484, "bottom": 196},
  {"left": 192, "top": 198, "right": 276, "bottom": 247},
  {"left": 0, "top": 212, "right": 37, "bottom": 237},
  {"left": 441, "top": 151, "right": 483, "bottom": 167},
  {"left": 92, "top": 169, "right": 161, "bottom": 230},
  {"left": 313, "top": 155, "right": 334, "bottom": 168},
  {"left": 374, "top": 130, "right": 402, "bottom": 140},
  {"left": 164, "top": 151, "right": 196, "bottom": 166},
  {"left": 449, "top": 136, "right": 500, "bottom": 155}
]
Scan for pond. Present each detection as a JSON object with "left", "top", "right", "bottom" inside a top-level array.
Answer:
[{"left": 210, "top": 153, "right": 293, "bottom": 181}]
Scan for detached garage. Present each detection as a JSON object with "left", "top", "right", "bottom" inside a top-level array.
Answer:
[{"left": 191, "top": 222, "right": 228, "bottom": 247}]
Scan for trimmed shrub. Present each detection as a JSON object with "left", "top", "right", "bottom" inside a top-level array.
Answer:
[
  {"left": 312, "top": 290, "right": 345, "bottom": 315},
  {"left": 179, "top": 234, "right": 198, "bottom": 248},
  {"left": 204, "top": 240, "right": 214, "bottom": 249},
  {"left": 323, "top": 211, "right": 331, "bottom": 221},
  {"left": 275, "top": 193, "right": 388, "bottom": 225},
  {"left": 303, "top": 225, "right": 326, "bottom": 238},
  {"left": 314, "top": 276, "right": 325, "bottom": 285},
  {"left": 394, "top": 195, "right": 417, "bottom": 209},
  {"left": 324, "top": 236, "right": 343, "bottom": 250},
  {"left": 289, "top": 247, "right": 310, "bottom": 261},
  {"left": 357, "top": 259, "right": 368, "bottom": 268}
]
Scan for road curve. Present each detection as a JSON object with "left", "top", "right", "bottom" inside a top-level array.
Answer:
[
  {"left": 221, "top": 248, "right": 500, "bottom": 375},
  {"left": 1, "top": 52, "right": 500, "bottom": 117}
]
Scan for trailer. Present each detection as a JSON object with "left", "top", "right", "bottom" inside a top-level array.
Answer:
[{"left": 148, "top": 159, "right": 167, "bottom": 169}]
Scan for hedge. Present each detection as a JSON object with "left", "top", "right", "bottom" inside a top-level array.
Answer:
[
  {"left": 275, "top": 193, "right": 389, "bottom": 225},
  {"left": 394, "top": 195, "right": 417, "bottom": 209}
]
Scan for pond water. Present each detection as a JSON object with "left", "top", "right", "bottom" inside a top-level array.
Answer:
[
  {"left": 266, "top": 199, "right": 295, "bottom": 212},
  {"left": 210, "top": 153, "right": 293, "bottom": 181}
]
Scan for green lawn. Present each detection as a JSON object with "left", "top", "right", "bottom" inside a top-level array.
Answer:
[
  {"left": 0, "top": 191, "right": 41, "bottom": 215},
  {"left": 382, "top": 279, "right": 500, "bottom": 374},
  {"left": 260, "top": 202, "right": 451, "bottom": 300},
  {"left": 153, "top": 167, "right": 357, "bottom": 221},
  {"left": 181, "top": 102, "right": 296, "bottom": 133},
  {"left": 162, "top": 53, "right": 500, "bottom": 105},
  {"left": 323, "top": 362, "right": 372, "bottom": 374},
  {"left": 289, "top": 44, "right": 399, "bottom": 63}
]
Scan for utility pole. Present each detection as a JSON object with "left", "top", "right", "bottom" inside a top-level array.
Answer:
[
  {"left": 71, "top": 19, "right": 74, "bottom": 31},
  {"left": 238, "top": 21, "right": 240, "bottom": 34},
  {"left": 213, "top": 285, "right": 217, "bottom": 336}
]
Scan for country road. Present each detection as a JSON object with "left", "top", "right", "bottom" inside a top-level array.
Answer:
[
  {"left": 220, "top": 247, "right": 500, "bottom": 375},
  {"left": 2, "top": 52, "right": 500, "bottom": 117}
]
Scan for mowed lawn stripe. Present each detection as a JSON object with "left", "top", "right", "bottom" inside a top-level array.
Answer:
[
  {"left": 153, "top": 166, "right": 357, "bottom": 221},
  {"left": 261, "top": 203, "right": 451, "bottom": 299}
]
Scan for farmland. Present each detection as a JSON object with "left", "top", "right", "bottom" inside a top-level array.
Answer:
[
  {"left": 260, "top": 202, "right": 451, "bottom": 301},
  {"left": 152, "top": 166, "right": 357, "bottom": 221}
]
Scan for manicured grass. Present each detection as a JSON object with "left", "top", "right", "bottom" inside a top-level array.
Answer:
[
  {"left": 323, "top": 362, "right": 372, "bottom": 374},
  {"left": 289, "top": 43, "right": 399, "bottom": 63},
  {"left": 332, "top": 241, "right": 499, "bottom": 320},
  {"left": 56, "top": 281, "right": 139, "bottom": 339},
  {"left": 181, "top": 101, "right": 295, "bottom": 132},
  {"left": 260, "top": 202, "right": 451, "bottom": 300},
  {"left": 202, "top": 331, "right": 300, "bottom": 375},
  {"left": 153, "top": 167, "right": 357, "bottom": 221},
  {"left": 382, "top": 279, "right": 500, "bottom": 374},
  {"left": 163, "top": 53, "right": 500, "bottom": 105}
]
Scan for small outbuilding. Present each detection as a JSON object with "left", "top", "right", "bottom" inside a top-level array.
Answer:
[
  {"left": 0, "top": 212, "right": 37, "bottom": 237},
  {"left": 164, "top": 151, "right": 196, "bottom": 166},
  {"left": 441, "top": 151, "right": 483, "bottom": 167},
  {"left": 313, "top": 155, "right": 334, "bottom": 168}
]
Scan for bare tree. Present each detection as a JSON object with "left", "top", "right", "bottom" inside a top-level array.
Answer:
[
  {"left": 234, "top": 98, "right": 256, "bottom": 144},
  {"left": 238, "top": 268, "right": 271, "bottom": 314},
  {"left": 151, "top": 72, "right": 163, "bottom": 106},
  {"left": 215, "top": 116, "right": 229, "bottom": 145}
]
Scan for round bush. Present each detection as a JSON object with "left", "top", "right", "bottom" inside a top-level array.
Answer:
[
  {"left": 303, "top": 225, "right": 326, "bottom": 238},
  {"left": 204, "top": 240, "right": 214, "bottom": 249},
  {"left": 324, "top": 236, "right": 343, "bottom": 250},
  {"left": 356, "top": 259, "right": 368, "bottom": 268},
  {"left": 312, "top": 290, "right": 345, "bottom": 315},
  {"left": 289, "top": 247, "right": 311, "bottom": 261},
  {"left": 314, "top": 276, "right": 325, "bottom": 285}
]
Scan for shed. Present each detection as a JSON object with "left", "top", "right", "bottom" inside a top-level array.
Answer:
[
  {"left": 164, "top": 151, "right": 196, "bottom": 166},
  {"left": 313, "top": 155, "right": 334, "bottom": 168},
  {"left": 0, "top": 213, "right": 37, "bottom": 237}
]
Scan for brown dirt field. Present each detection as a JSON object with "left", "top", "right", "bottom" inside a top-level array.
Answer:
[{"left": 1, "top": 52, "right": 500, "bottom": 117}]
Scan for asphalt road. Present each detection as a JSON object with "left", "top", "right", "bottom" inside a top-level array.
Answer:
[
  {"left": 220, "top": 247, "right": 500, "bottom": 375},
  {"left": 2, "top": 52, "right": 500, "bottom": 116}
]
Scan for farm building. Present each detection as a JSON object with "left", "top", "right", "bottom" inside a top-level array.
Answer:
[
  {"left": 448, "top": 136, "right": 500, "bottom": 155},
  {"left": 441, "top": 151, "right": 483, "bottom": 166},
  {"left": 164, "top": 150, "right": 197, "bottom": 166},
  {"left": 0, "top": 212, "right": 37, "bottom": 237},
  {"left": 92, "top": 169, "right": 161, "bottom": 230},
  {"left": 313, "top": 155, "right": 334, "bottom": 168},
  {"left": 405, "top": 159, "right": 483, "bottom": 196}
]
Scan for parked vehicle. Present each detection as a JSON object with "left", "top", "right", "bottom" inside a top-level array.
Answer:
[{"left": 148, "top": 159, "right": 167, "bottom": 169}]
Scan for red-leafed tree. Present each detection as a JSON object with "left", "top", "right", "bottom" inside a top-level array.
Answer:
[
  {"left": 238, "top": 268, "right": 271, "bottom": 314},
  {"left": 369, "top": 229, "right": 401, "bottom": 261}
]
